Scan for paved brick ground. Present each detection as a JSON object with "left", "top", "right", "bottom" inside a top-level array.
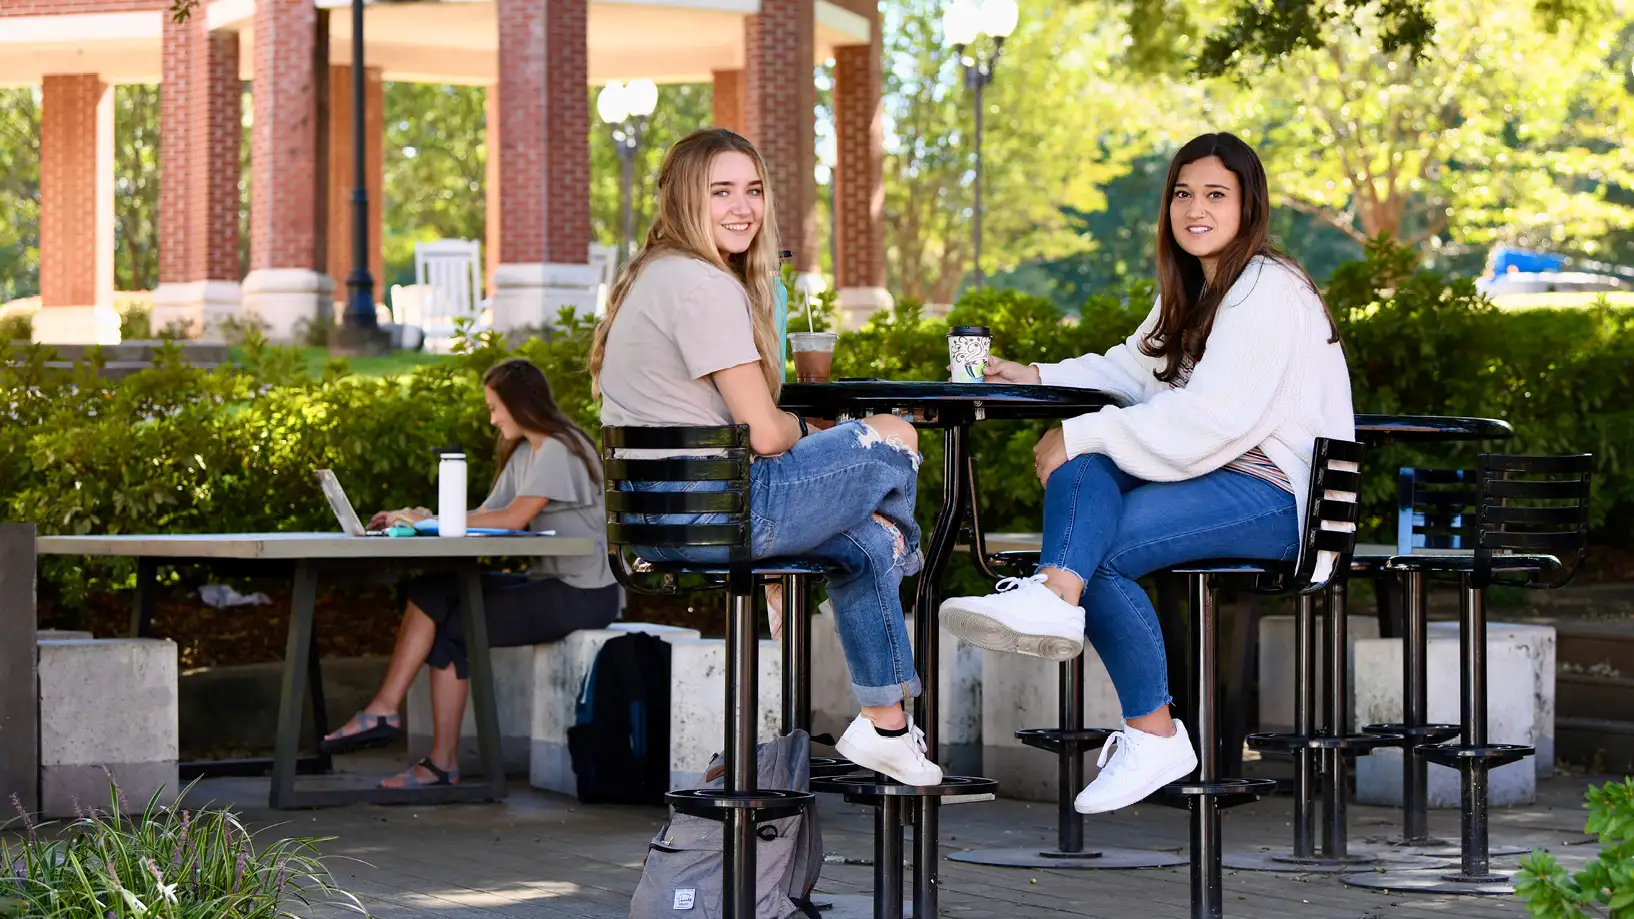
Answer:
[{"left": 193, "top": 759, "right": 1611, "bottom": 919}]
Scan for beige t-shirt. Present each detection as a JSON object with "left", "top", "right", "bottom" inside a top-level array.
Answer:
[
  {"left": 598, "top": 253, "right": 761, "bottom": 435},
  {"left": 481, "top": 435, "right": 615, "bottom": 590}
]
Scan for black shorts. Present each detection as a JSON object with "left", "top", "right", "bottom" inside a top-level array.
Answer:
[{"left": 406, "top": 573, "right": 621, "bottom": 679}]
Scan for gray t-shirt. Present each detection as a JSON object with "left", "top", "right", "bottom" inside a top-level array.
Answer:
[
  {"left": 481, "top": 435, "right": 615, "bottom": 590},
  {"left": 598, "top": 253, "right": 762, "bottom": 435}
]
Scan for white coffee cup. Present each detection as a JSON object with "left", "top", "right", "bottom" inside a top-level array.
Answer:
[{"left": 948, "top": 326, "right": 992, "bottom": 383}]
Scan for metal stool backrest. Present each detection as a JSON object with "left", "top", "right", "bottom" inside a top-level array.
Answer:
[
  {"left": 1396, "top": 467, "right": 1476, "bottom": 555},
  {"left": 1476, "top": 453, "right": 1593, "bottom": 589},
  {"left": 601, "top": 424, "right": 753, "bottom": 594},
  {"left": 1284, "top": 438, "right": 1366, "bottom": 593}
]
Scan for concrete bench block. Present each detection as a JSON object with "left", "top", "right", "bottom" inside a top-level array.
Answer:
[
  {"left": 1257, "top": 613, "right": 1379, "bottom": 733},
  {"left": 669, "top": 637, "right": 782, "bottom": 790},
  {"left": 528, "top": 623, "right": 699, "bottom": 796},
  {"left": 38, "top": 638, "right": 178, "bottom": 818},
  {"left": 38, "top": 630, "right": 93, "bottom": 641},
  {"left": 982, "top": 647, "right": 1121, "bottom": 802},
  {"left": 1353, "top": 621, "right": 1554, "bottom": 808},
  {"left": 810, "top": 609, "right": 983, "bottom": 776}
]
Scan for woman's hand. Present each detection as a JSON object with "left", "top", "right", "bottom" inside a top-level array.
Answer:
[
  {"left": 984, "top": 354, "right": 1042, "bottom": 385},
  {"left": 369, "top": 507, "right": 431, "bottom": 530},
  {"left": 1033, "top": 427, "right": 1069, "bottom": 487}
]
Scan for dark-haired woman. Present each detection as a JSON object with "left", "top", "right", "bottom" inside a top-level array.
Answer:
[
  {"left": 940, "top": 132, "right": 1354, "bottom": 814},
  {"left": 320, "top": 358, "right": 619, "bottom": 789}
]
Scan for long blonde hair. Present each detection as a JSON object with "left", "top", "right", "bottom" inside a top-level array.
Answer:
[{"left": 589, "top": 128, "right": 783, "bottom": 399}]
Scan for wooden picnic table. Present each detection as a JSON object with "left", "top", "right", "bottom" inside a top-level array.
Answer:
[{"left": 36, "top": 532, "right": 595, "bottom": 809}]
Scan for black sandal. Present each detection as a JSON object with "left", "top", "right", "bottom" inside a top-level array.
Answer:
[
  {"left": 380, "top": 757, "right": 459, "bottom": 789},
  {"left": 319, "top": 711, "right": 402, "bottom": 754}
]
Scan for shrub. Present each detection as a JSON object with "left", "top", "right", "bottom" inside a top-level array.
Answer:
[
  {"left": 1, "top": 781, "right": 365, "bottom": 918},
  {"left": 0, "top": 313, "right": 30, "bottom": 342},
  {"left": 1515, "top": 777, "right": 1634, "bottom": 918}
]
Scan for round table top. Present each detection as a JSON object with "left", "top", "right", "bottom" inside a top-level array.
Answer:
[
  {"left": 1353, "top": 414, "right": 1513, "bottom": 445},
  {"left": 780, "top": 380, "right": 1125, "bottom": 425}
]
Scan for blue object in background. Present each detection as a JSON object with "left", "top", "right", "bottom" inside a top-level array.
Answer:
[
  {"left": 774, "top": 276, "right": 789, "bottom": 380},
  {"left": 1490, "top": 246, "right": 1567, "bottom": 276}
]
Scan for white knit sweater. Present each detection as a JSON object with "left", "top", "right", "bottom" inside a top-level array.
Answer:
[{"left": 1036, "top": 255, "right": 1356, "bottom": 535}]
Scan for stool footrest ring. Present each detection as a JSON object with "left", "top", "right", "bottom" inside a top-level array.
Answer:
[
  {"left": 1416, "top": 742, "right": 1534, "bottom": 769},
  {"left": 1362, "top": 723, "right": 1463, "bottom": 745},
  {"left": 1153, "top": 777, "right": 1277, "bottom": 811},
  {"left": 809, "top": 756, "right": 861, "bottom": 778},
  {"left": 810, "top": 774, "right": 998, "bottom": 807},
  {"left": 1246, "top": 730, "right": 1403, "bottom": 754},
  {"left": 1015, "top": 727, "right": 1115, "bottom": 753},
  {"left": 665, "top": 788, "right": 815, "bottom": 821}
]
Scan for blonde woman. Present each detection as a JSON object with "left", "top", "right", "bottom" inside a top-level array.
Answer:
[{"left": 591, "top": 128, "right": 940, "bottom": 786}]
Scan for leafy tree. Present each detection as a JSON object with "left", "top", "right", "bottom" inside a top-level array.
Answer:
[
  {"left": 381, "top": 82, "right": 487, "bottom": 289},
  {"left": 882, "top": 0, "right": 1166, "bottom": 304},
  {"left": 114, "top": 84, "right": 161, "bottom": 292},
  {"left": 1218, "top": 0, "right": 1634, "bottom": 250},
  {"left": 0, "top": 88, "right": 40, "bottom": 304}
]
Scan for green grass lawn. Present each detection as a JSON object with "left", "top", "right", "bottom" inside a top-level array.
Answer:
[{"left": 228, "top": 346, "right": 450, "bottom": 379}]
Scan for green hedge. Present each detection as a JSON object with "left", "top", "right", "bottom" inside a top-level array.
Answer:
[{"left": 4, "top": 240, "right": 1630, "bottom": 604}]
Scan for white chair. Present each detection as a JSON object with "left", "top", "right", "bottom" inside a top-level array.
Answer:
[
  {"left": 588, "top": 243, "right": 618, "bottom": 316},
  {"left": 414, "top": 239, "right": 484, "bottom": 352}
]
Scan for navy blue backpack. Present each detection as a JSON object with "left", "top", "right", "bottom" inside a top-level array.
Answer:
[{"left": 567, "top": 631, "right": 672, "bottom": 805}]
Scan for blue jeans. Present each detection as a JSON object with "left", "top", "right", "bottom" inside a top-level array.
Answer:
[
  {"left": 1039, "top": 453, "right": 1299, "bottom": 720},
  {"left": 631, "top": 421, "right": 924, "bottom": 707}
]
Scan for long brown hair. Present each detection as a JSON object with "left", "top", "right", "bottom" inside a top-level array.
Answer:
[
  {"left": 588, "top": 128, "right": 783, "bottom": 399},
  {"left": 482, "top": 359, "right": 600, "bottom": 489},
  {"left": 1144, "top": 132, "right": 1339, "bottom": 383}
]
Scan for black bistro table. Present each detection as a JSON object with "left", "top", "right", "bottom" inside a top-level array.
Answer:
[
  {"left": 1354, "top": 414, "right": 1513, "bottom": 446},
  {"left": 780, "top": 381, "right": 1124, "bottom": 918}
]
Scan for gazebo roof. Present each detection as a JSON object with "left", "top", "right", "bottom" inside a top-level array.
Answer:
[{"left": 0, "top": 0, "right": 871, "bottom": 88}]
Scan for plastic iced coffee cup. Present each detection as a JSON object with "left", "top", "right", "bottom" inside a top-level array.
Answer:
[
  {"left": 948, "top": 326, "right": 992, "bottom": 383},
  {"left": 788, "top": 332, "right": 838, "bottom": 383}
]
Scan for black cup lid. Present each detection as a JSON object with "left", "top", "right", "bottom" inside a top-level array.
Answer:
[{"left": 949, "top": 326, "right": 991, "bottom": 337}]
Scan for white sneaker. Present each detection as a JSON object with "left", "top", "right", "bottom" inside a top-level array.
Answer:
[
  {"left": 834, "top": 714, "right": 944, "bottom": 786},
  {"left": 939, "top": 574, "right": 1086, "bottom": 661},
  {"left": 1073, "top": 720, "right": 1198, "bottom": 814}
]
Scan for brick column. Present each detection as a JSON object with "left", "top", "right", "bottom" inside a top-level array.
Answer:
[
  {"left": 745, "top": 0, "right": 818, "bottom": 279},
  {"left": 243, "top": 0, "right": 330, "bottom": 342},
  {"left": 155, "top": 23, "right": 244, "bottom": 337},
  {"left": 36, "top": 74, "right": 118, "bottom": 345},
  {"left": 325, "top": 64, "right": 383, "bottom": 305},
  {"left": 711, "top": 68, "right": 746, "bottom": 135},
  {"left": 491, "top": 0, "right": 595, "bottom": 330},
  {"left": 833, "top": 32, "right": 891, "bottom": 329}
]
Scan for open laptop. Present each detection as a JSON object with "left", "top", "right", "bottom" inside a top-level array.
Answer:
[{"left": 317, "top": 469, "right": 383, "bottom": 536}]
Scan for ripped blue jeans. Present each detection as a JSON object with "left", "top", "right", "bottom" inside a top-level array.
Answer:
[{"left": 631, "top": 421, "right": 924, "bottom": 706}]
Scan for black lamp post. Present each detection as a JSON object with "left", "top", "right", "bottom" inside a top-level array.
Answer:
[
  {"left": 597, "top": 79, "right": 659, "bottom": 266},
  {"left": 334, "top": 0, "right": 389, "bottom": 355},
  {"left": 944, "top": 0, "right": 1017, "bottom": 290}
]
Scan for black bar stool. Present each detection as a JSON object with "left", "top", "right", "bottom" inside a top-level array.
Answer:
[
  {"left": 1343, "top": 452, "right": 1592, "bottom": 895},
  {"left": 947, "top": 550, "right": 1186, "bottom": 871},
  {"left": 1151, "top": 437, "right": 1365, "bottom": 918},
  {"left": 602, "top": 424, "right": 816, "bottom": 919},
  {"left": 1351, "top": 467, "right": 1473, "bottom": 851}
]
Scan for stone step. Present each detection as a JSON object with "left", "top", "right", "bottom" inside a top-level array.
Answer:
[
  {"left": 1556, "top": 624, "right": 1634, "bottom": 676},
  {"left": 1557, "top": 716, "right": 1634, "bottom": 774}
]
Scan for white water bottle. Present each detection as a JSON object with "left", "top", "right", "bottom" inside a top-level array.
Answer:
[{"left": 437, "top": 452, "right": 467, "bottom": 538}]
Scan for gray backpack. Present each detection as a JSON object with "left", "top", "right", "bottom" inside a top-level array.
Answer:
[{"left": 629, "top": 730, "right": 823, "bottom": 919}]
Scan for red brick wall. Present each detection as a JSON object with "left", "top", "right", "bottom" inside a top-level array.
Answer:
[
  {"left": 326, "top": 64, "right": 383, "bottom": 294},
  {"left": 833, "top": 34, "right": 883, "bottom": 289},
  {"left": 193, "top": 29, "right": 240, "bottom": 281},
  {"left": 744, "top": 0, "right": 817, "bottom": 273},
  {"left": 250, "top": 0, "right": 318, "bottom": 272},
  {"left": 0, "top": 0, "right": 165, "bottom": 15},
  {"left": 159, "top": 13, "right": 194, "bottom": 285},
  {"left": 495, "top": 0, "right": 542, "bottom": 266},
  {"left": 544, "top": 0, "right": 588, "bottom": 265},
  {"left": 40, "top": 74, "right": 109, "bottom": 308},
  {"left": 712, "top": 68, "right": 745, "bottom": 136}
]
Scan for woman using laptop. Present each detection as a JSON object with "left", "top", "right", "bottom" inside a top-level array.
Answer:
[{"left": 320, "top": 358, "right": 618, "bottom": 789}]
